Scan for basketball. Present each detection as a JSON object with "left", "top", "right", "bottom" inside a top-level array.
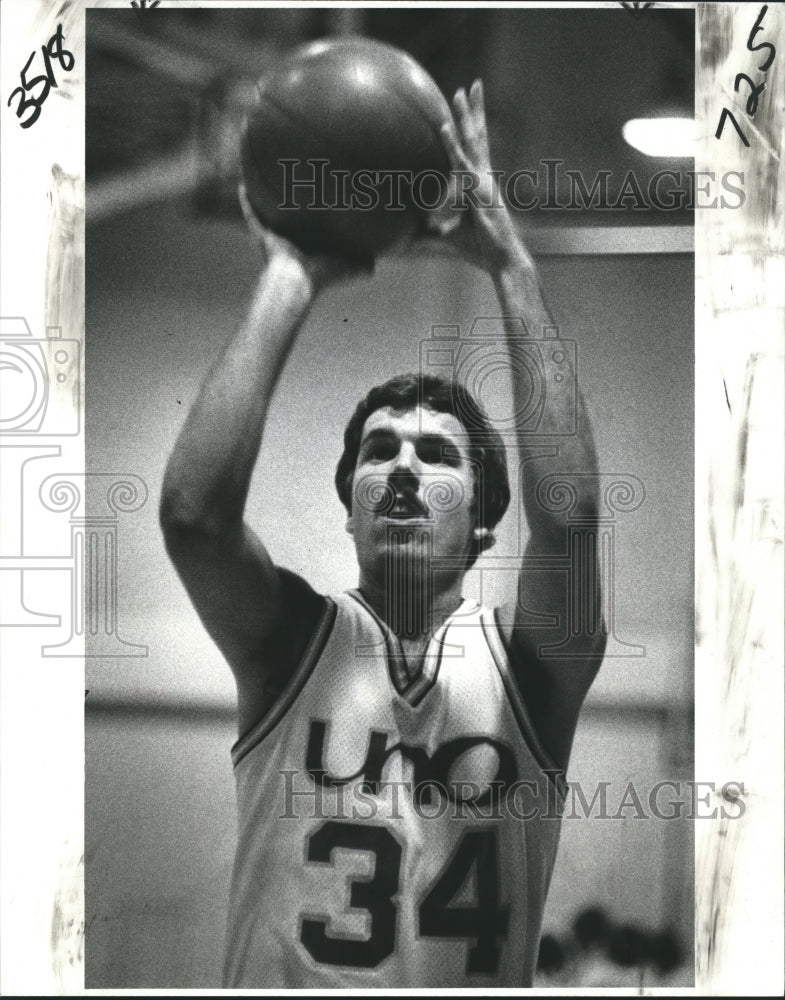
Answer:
[{"left": 240, "top": 38, "right": 454, "bottom": 261}]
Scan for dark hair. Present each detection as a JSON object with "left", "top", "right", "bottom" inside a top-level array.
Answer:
[{"left": 334, "top": 373, "right": 510, "bottom": 568}]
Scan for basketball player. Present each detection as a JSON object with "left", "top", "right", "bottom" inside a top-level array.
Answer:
[{"left": 160, "top": 81, "right": 606, "bottom": 987}]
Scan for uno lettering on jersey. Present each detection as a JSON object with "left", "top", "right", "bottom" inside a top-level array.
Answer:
[{"left": 305, "top": 718, "right": 520, "bottom": 806}]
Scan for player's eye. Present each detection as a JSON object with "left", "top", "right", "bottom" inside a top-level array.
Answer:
[
  {"left": 417, "top": 436, "right": 460, "bottom": 466},
  {"left": 360, "top": 434, "right": 398, "bottom": 463}
]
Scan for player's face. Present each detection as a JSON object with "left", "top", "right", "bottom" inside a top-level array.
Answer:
[{"left": 347, "top": 405, "right": 477, "bottom": 584}]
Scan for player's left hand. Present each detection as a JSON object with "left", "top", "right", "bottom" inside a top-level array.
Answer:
[{"left": 419, "top": 79, "right": 530, "bottom": 274}]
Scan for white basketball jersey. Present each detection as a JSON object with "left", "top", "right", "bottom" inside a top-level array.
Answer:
[{"left": 223, "top": 590, "right": 565, "bottom": 988}]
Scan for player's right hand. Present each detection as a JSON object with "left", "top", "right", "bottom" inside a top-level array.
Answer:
[{"left": 238, "top": 183, "right": 369, "bottom": 291}]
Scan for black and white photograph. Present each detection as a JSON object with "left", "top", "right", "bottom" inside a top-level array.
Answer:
[{"left": 0, "top": 1, "right": 782, "bottom": 994}]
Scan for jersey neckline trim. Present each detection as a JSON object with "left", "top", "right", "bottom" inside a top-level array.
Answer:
[{"left": 347, "top": 589, "right": 478, "bottom": 707}]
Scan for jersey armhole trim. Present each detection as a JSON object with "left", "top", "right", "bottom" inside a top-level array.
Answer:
[
  {"left": 482, "top": 608, "right": 567, "bottom": 802},
  {"left": 231, "top": 596, "right": 338, "bottom": 767}
]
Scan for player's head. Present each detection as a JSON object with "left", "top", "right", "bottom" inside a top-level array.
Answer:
[{"left": 335, "top": 373, "right": 510, "bottom": 571}]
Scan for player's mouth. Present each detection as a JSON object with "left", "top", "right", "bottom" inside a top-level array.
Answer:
[{"left": 385, "top": 492, "right": 429, "bottom": 520}]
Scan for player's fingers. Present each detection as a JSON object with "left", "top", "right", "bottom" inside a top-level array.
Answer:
[
  {"left": 469, "top": 79, "right": 490, "bottom": 155},
  {"left": 469, "top": 79, "right": 485, "bottom": 115},
  {"left": 454, "top": 85, "right": 488, "bottom": 166},
  {"left": 238, "top": 183, "right": 267, "bottom": 242},
  {"left": 440, "top": 121, "right": 470, "bottom": 173},
  {"left": 237, "top": 182, "right": 252, "bottom": 221},
  {"left": 452, "top": 87, "right": 473, "bottom": 142}
]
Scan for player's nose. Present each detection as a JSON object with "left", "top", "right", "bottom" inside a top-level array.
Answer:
[
  {"left": 388, "top": 468, "right": 419, "bottom": 495},
  {"left": 392, "top": 440, "right": 420, "bottom": 474}
]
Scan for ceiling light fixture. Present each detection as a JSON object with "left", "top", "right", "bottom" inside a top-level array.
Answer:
[{"left": 622, "top": 117, "right": 696, "bottom": 158}]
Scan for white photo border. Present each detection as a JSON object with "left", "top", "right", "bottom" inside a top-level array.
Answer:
[{"left": 0, "top": 0, "right": 782, "bottom": 994}]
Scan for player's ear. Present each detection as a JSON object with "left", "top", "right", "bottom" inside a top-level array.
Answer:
[
  {"left": 345, "top": 516, "right": 354, "bottom": 536},
  {"left": 472, "top": 525, "right": 494, "bottom": 552}
]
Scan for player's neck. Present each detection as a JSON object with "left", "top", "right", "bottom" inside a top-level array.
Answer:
[{"left": 357, "top": 570, "right": 465, "bottom": 640}]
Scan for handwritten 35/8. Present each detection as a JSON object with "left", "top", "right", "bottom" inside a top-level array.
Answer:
[
  {"left": 7, "top": 24, "right": 75, "bottom": 130},
  {"left": 715, "top": 5, "right": 777, "bottom": 148}
]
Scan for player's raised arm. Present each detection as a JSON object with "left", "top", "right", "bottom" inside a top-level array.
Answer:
[
  {"left": 440, "top": 81, "right": 606, "bottom": 772},
  {"left": 159, "top": 191, "right": 354, "bottom": 735}
]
